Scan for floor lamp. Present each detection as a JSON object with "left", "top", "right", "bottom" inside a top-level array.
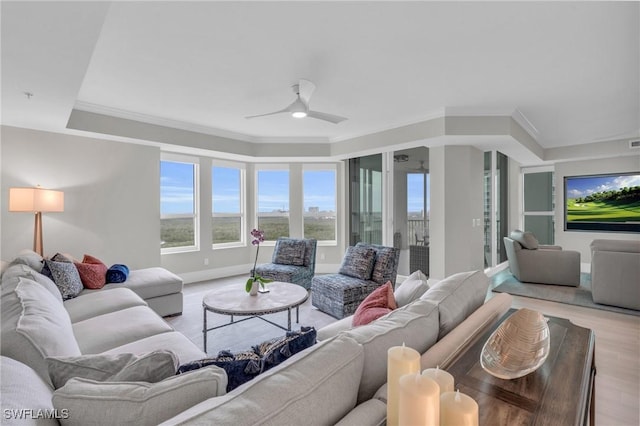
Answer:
[{"left": 9, "top": 187, "right": 65, "bottom": 256}]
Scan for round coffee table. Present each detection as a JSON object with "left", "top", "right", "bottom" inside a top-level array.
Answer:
[{"left": 202, "top": 281, "right": 309, "bottom": 352}]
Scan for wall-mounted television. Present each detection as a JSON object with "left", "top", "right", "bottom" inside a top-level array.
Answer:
[{"left": 564, "top": 172, "right": 640, "bottom": 233}]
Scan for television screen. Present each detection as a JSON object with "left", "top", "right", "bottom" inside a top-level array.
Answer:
[{"left": 564, "top": 172, "right": 640, "bottom": 233}]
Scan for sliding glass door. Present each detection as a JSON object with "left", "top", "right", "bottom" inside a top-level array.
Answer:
[
  {"left": 484, "top": 150, "right": 509, "bottom": 267},
  {"left": 348, "top": 154, "right": 383, "bottom": 245}
]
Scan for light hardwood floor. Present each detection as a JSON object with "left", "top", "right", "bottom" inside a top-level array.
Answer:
[{"left": 168, "top": 274, "right": 640, "bottom": 426}]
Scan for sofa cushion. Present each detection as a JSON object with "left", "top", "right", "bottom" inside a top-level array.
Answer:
[
  {"left": 420, "top": 270, "right": 489, "bottom": 339},
  {"left": 1, "top": 356, "right": 57, "bottom": 426},
  {"left": 394, "top": 270, "right": 429, "bottom": 307},
  {"left": 509, "top": 229, "right": 539, "bottom": 250},
  {"left": 273, "top": 238, "right": 306, "bottom": 266},
  {"left": 343, "top": 298, "right": 439, "bottom": 403},
  {"left": 65, "top": 287, "right": 148, "bottom": 323},
  {"left": 103, "top": 331, "right": 207, "bottom": 365},
  {"left": 72, "top": 306, "right": 173, "bottom": 354},
  {"left": 74, "top": 255, "right": 108, "bottom": 289},
  {"left": 47, "top": 350, "right": 178, "bottom": 389},
  {"left": 43, "top": 257, "right": 83, "bottom": 300},
  {"left": 1, "top": 277, "right": 81, "bottom": 384},
  {"left": 5, "top": 263, "right": 63, "bottom": 304},
  {"left": 339, "top": 246, "right": 376, "bottom": 280},
  {"left": 163, "top": 334, "right": 364, "bottom": 426},
  {"left": 117, "top": 267, "right": 183, "bottom": 299},
  {"left": 25, "top": 268, "right": 64, "bottom": 304},
  {"left": 10, "top": 249, "right": 44, "bottom": 272},
  {"left": 353, "top": 282, "right": 397, "bottom": 326},
  {"left": 51, "top": 367, "right": 227, "bottom": 426}
]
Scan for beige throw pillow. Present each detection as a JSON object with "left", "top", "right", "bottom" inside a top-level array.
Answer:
[
  {"left": 394, "top": 270, "right": 429, "bottom": 307},
  {"left": 47, "top": 350, "right": 179, "bottom": 389}
]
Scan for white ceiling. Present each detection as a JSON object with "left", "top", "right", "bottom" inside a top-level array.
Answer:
[{"left": 2, "top": 1, "right": 639, "bottom": 163}]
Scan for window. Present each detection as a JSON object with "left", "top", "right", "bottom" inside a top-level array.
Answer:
[
  {"left": 407, "top": 171, "right": 429, "bottom": 245},
  {"left": 303, "top": 166, "right": 337, "bottom": 242},
  {"left": 212, "top": 162, "right": 245, "bottom": 246},
  {"left": 256, "top": 167, "right": 289, "bottom": 240},
  {"left": 160, "top": 156, "right": 198, "bottom": 252}
]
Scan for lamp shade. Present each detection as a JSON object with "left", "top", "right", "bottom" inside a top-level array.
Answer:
[{"left": 9, "top": 187, "right": 64, "bottom": 212}]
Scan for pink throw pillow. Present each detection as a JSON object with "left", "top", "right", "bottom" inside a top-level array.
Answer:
[
  {"left": 74, "top": 254, "right": 108, "bottom": 289},
  {"left": 352, "top": 281, "right": 398, "bottom": 326}
]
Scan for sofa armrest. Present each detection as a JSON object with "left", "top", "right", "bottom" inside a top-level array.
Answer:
[
  {"left": 420, "top": 292, "right": 512, "bottom": 370},
  {"left": 518, "top": 248, "right": 581, "bottom": 286}
]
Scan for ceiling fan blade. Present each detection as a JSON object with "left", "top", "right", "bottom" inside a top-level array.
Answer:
[
  {"left": 245, "top": 106, "right": 291, "bottom": 119},
  {"left": 307, "top": 110, "right": 348, "bottom": 124},
  {"left": 298, "top": 79, "right": 316, "bottom": 105}
]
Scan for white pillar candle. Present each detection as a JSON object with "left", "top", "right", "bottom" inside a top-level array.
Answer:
[
  {"left": 387, "top": 344, "right": 421, "bottom": 426},
  {"left": 422, "top": 366, "right": 455, "bottom": 395},
  {"left": 440, "top": 390, "right": 479, "bottom": 426},
  {"left": 398, "top": 372, "right": 440, "bottom": 426}
]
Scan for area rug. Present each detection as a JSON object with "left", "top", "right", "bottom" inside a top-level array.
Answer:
[{"left": 491, "top": 269, "right": 640, "bottom": 317}]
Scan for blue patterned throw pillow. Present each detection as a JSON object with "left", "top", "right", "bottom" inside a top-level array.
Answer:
[
  {"left": 177, "top": 327, "right": 317, "bottom": 392},
  {"left": 177, "top": 350, "right": 261, "bottom": 392},
  {"left": 253, "top": 326, "right": 317, "bottom": 372},
  {"left": 339, "top": 246, "right": 376, "bottom": 280},
  {"left": 273, "top": 239, "right": 306, "bottom": 266},
  {"left": 43, "top": 257, "right": 83, "bottom": 300},
  {"left": 370, "top": 246, "right": 397, "bottom": 284}
]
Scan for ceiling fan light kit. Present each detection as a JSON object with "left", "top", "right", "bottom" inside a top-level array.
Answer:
[{"left": 246, "top": 79, "right": 347, "bottom": 124}]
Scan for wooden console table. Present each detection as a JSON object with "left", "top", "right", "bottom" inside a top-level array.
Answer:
[{"left": 443, "top": 309, "right": 596, "bottom": 426}]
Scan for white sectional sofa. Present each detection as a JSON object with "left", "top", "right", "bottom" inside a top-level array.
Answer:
[{"left": 1, "top": 250, "right": 512, "bottom": 426}]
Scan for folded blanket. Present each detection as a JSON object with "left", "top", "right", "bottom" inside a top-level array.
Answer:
[{"left": 106, "top": 264, "right": 129, "bottom": 284}]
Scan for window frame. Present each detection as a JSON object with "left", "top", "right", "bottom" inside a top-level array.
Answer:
[
  {"left": 160, "top": 153, "right": 200, "bottom": 254},
  {"left": 211, "top": 159, "right": 246, "bottom": 249}
]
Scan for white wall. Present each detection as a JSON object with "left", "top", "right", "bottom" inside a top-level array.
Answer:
[
  {"left": 430, "top": 145, "right": 485, "bottom": 279},
  {"left": 1, "top": 126, "right": 347, "bottom": 281},
  {"left": 554, "top": 154, "right": 640, "bottom": 263},
  {"left": 1, "top": 126, "right": 160, "bottom": 268}
]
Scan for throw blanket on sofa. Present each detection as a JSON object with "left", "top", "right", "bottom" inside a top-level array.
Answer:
[{"left": 106, "top": 264, "right": 130, "bottom": 283}]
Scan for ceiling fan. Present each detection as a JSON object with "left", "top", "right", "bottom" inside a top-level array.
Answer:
[
  {"left": 408, "top": 160, "right": 429, "bottom": 173},
  {"left": 246, "top": 79, "right": 347, "bottom": 124}
]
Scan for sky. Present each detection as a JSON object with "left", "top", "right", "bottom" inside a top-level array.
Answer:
[
  {"left": 161, "top": 161, "right": 430, "bottom": 215},
  {"left": 566, "top": 173, "right": 640, "bottom": 199},
  {"left": 160, "top": 163, "right": 338, "bottom": 214},
  {"left": 407, "top": 172, "right": 430, "bottom": 213}
]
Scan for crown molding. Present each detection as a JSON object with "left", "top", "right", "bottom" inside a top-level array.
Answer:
[{"left": 74, "top": 101, "right": 258, "bottom": 143}]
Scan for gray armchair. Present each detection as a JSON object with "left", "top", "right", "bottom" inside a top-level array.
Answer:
[
  {"left": 254, "top": 238, "right": 317, "bottom": 290},
  {"left": 503, "top": 230, "right": 580, "bottom": 287}
]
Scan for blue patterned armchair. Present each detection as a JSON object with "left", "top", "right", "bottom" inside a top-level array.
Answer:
[
  {"left": 254, "top": 238, "right": 317, "bottom": 290},
  {"left": 311, "top": 243, "right": 400, "bottom": 319}
]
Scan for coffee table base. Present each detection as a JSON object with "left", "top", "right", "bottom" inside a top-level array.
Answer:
[{"left": 202, "top": 305, "right": 301, "bottom": 353}]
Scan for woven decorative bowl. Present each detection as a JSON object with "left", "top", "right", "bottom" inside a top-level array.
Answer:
[{"left": 480, "top": 308, "right": 550, "bottom": 380}]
